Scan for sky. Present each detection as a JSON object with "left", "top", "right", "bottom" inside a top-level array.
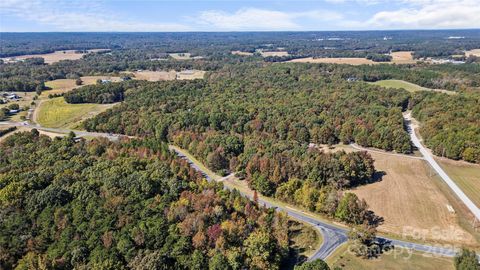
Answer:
[{"left": 0, "top": 0, "right": 479, "bottom": 32}]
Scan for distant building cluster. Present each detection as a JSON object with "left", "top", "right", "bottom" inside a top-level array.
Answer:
[
  {"left": 429, "top": 59, "right": 465, "bottom": 64},
  {"left": 1, "top": 92, "right": 21, "bottom": 103},
  {"left": 0, "top": 57, "right": 25, "bottom": 64}
]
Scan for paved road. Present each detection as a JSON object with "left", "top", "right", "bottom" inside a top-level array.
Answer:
[
  {"left": 0, "top": 120, "right": 462, "bottom": 261},
  {"left": 0, "top": 121, "right": 123, "bottom": 141},
  {"left": 170, "top": 145, "right": 461, "bottom": 261},
  {"left": 170, "top": 146, "right": 349, "bottom": 260},
  {"left": 404, "top": 112, "right": 480, "bottom": 221}
]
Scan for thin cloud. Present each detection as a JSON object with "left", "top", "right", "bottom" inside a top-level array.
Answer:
[
  {"left": 1, "top": 0, "right": 478, "bottom": 31},
  {"left": 0, "top": 0, "right": 191, "bottom": 31},
  {"left": 197, "top": 8, "right": 299, "bottom": 30},
  {"left": 366, "top": 0, "right": 480, "bottom": 29},
  {"left": 196, "top": 8, "right": 344, "bottom": 31}
]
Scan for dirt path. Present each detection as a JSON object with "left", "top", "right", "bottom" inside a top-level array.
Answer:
[{"left": 350, "top": 143, "right": 424, "bottom": 160}]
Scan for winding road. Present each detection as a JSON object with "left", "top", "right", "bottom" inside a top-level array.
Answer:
[
  {"left": 0, "top": 120, "right": 464, "bottom": 261},
  {"left": 170, "top": 145, "right": 461, "bottom": 260}
]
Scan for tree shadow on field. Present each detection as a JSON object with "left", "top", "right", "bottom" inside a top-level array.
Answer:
[
  {"left": 365, "top": 210, "right": 385, "bottom": 227},
  {"left": 369, "top": 171, "right": 386, "bottom": 184}
]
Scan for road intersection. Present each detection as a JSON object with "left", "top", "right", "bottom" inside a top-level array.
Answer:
[{"left": 0, "top": 119, "right": 465, "bottom": 261}]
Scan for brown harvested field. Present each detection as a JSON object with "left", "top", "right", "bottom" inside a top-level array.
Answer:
[
  {"left": 288, "top": 57, "right": 378, "bottom": 65},
  {"left": 169, "top": 52, "right": 191, "bottom": 60},
  {"left": 390, "top": 51, "right": 417, "bottom": 64},
  {"left": 289, "top": 52, "right": 418, "bottom": 65},
  {"left": 44, "top": 79, "right": 78, "bottom": 95},
  {"left": 130, "top": 70, "right": 177, "bottom": 81},
  {"left": 43, "top": 76, "right": 121, "bottom": 96},
  {"left": 1, "top": 49, "right": 110, "bottom": 64},
  {"left": 465, "top": 49, "right": 480, "bottom": 57},
  {"left": 126, "top": 70, "right": 205, "bottom": 81},
  {"left": 259, "top": 50, "right": 289, "bottom": 57},
  {"left": 436, "top": 157, "right": 480, "bottom": 208},
  {"left": 231, "top": 50, "right": 254, "bottom": 56},
  {"left": 80, "top": 76, "right": 122, "bottom": 85},
  {"left": 176, "top": 70, "right": 206, "bottom": 80},
  {"left": 348, "top": 149, "right": 477, "bottom": 246}
]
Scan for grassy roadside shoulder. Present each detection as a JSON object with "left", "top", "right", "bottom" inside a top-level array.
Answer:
[{"left": 326, "top": 243, "right": 455, "bottom": 270}]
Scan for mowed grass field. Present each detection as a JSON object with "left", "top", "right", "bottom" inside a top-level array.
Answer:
[
  {"left": 390, "top": 51, "right": 417, "bottom": 64},
  {"left": 259, "top": 50, "right": 290, "bottom": 57},
  {"left": 370, "top": 80, "right": 456, "bottom": 95},
  {"left": 36, "top": 97, "right": 115, "bottom": 129},
  {"left": 370, "top": 80, "right": 427, "bottom": 92},
  {"left": 326, "top": 244, "right": 454, "bottom": 270},
  {"left": 169, "top": 52, "right": 191, "bottom": 60},
  {"left": 231, "top": 50, "right": 254, "bottom": 56},
  {"left": 43, "top": 76, "right": 122, "bottom": 96},
  {"left": 44, "top": 79, "right": 78, "bottom": 95},
  {"left": 437, "top": 158, "right": 480, "bottom": 208},
  {"left": 130, "top": 70, "right": 177, "bottom": 81},
  {"left": 347, "top": 148, "right": 476, "bottom": 245}
]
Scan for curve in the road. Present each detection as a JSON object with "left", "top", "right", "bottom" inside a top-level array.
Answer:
[
  {"left": 1, "top": 120, "right": 461, "bottom": 261},
  {"left": 169, "top": 145, "right": 460, "bottom": 261}
]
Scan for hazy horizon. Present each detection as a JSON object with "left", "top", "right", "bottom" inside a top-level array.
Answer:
[{"left": 1, "top": 0, "right": 479, "bottom": 32}]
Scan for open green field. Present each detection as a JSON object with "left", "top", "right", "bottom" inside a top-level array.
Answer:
[
  {"left": 36, "top": 97, "right": 115, "bottom": 129},
  {"left": 437, "top": 158, "right": 480, "bottom": 208},
  {"left": 326, "top": 244, "right": 455, "bottom": 270},
  {"left": 369, "top": 80, "right": 455, "bottom": 95}
]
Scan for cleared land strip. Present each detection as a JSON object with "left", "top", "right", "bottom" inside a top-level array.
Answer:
[
  {"left": 404, "top": 112, "right": 480, "bottom": 221},
  {"left": 350, "top": 143, "right": 424, "bottom": 160}
]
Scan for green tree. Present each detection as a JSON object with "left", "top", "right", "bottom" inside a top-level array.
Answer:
[
  {"left": 454, "top": 248, "right": 480, "bottom": 270},
  {"left": 347, "top": 223, "right": 378, "bottom": 258},
  {"left": 209, "top": 253, "right": 231, "bottom": 270},
  {"left": 335, "top": 193, "right": 367, "bottom": 225},
  {"left": 8, "top": 103, "right": 20, "bottom": 110},
  {"left": 245, "top": 229, "right": 280, "bottom": 270}
]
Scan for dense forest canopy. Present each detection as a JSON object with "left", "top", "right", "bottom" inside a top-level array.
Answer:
[
  {"left": 411, "top": 92, "right": 480, "bottom": 163},
  {"left": 72, "top": 62, "right": 479, "bottom": 178},
  {"left": 2, "top": 30, "right": 480, "bottom": 58},
  {"left": 77, "top": 64, "right": 404, "bottom": 200},
  {"left": 1, "top": 31, "right": 479, "bottom": 269},
  {"left": 0, "top": 131, "right": 292, "bottom": 269}
]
